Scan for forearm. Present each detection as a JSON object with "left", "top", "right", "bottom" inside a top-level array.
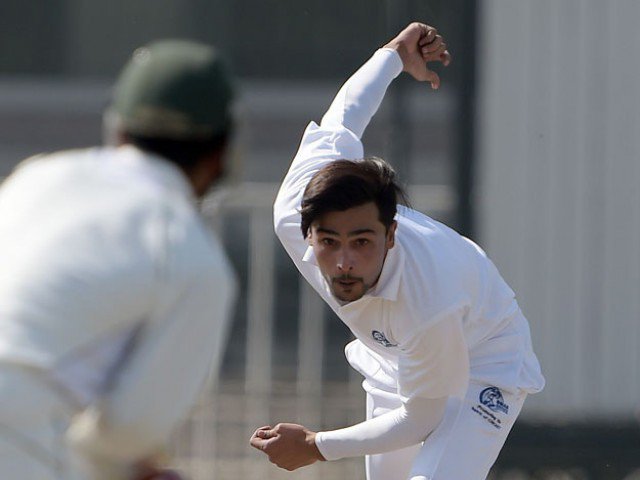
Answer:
[
  {"left": 321, "top": 48, "right": 403, "bottom": 138},
  {"left": 67, "top": 271, "right": 235, "bottom": 478},
  {"left": 314, "top": 396, "right": 446, "bottom": 461}
]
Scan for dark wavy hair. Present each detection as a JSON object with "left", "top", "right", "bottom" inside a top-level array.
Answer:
[{"left": 300, "top": 157, "right": 408, "bottom": 238}]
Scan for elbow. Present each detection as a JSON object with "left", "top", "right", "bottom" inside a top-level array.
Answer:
[
  {"left": 273, "top": 195, "right": 301, "bottom": 241},
  {"left": 272, "top": 190, "right": 286, "bottom": 234},
  {"left": 273, "top": 216, "right": 303, "bottom": 247},
  {"left": 273, "top": 208, "right": 287, "bottom": 240},
  {"left": 404, "top": 396, "right": 448, "bottom": 441}
]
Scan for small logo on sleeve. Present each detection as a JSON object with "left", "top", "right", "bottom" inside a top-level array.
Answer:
[
  {"left": 371, "top": 330, "right": 397, "bottom": 347},
  {"left": 479, "top": 387, "right": 509, "bottom": 414}
]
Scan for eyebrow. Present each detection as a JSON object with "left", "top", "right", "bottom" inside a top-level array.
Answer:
[{"left": 316, "top": 227, "right": 377, "bottom": 236}]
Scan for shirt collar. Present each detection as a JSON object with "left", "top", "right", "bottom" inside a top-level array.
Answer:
[
  {"left": 369, "top": 242, "right": 404, "bottom": 301},
  {"left": 302, "top": 245, "right": 317, "bottom": 265},
  {"left": 301, "top": 241, "right": 404, "bottom": 303}
]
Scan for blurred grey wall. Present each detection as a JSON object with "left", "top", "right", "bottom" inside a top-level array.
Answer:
[
  {"left": 478, "top": 0, "right": 640, "bottom": 421},
  {"left": 0, "top": 0, "right": 453, "bottom": 79},
  {"left": 0, "top": 0, "right": 470, "bottom": 220}
]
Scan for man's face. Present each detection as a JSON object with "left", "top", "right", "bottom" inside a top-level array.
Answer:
[{"left": 309, "top": 202, "right": 396, "bottom": 303}]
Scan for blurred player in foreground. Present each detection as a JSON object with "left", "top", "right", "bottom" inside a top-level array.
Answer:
[
  {"left": 0, "top": 41, "right": 237, "bottom": 480},
  {"left": 251, "top": 22, "right": 544, "bottom": 479}
]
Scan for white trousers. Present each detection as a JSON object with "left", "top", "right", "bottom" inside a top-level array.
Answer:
[{"left": 364, "top": 380, "right": 527, "bottom": 480}]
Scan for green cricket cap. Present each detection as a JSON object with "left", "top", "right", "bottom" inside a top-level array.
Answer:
[{"left": 111, "top": 39, "right": 234, "bottom": 140}]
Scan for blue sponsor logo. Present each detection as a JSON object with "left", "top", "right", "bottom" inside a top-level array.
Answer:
[
  {"left": 371, "top": 330, "right": 397, "bottom": 347},
  {"left": 479, "top": 387, "right": 509, "bottom": 414}
]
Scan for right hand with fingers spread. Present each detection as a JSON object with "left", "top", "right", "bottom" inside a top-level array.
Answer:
[{"left": 383, "top": 22, "right": 451, "bottom": 89}]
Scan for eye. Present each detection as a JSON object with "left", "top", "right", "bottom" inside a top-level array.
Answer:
[
  {"left": 355, "top": 238, "right": 370, "bottom": 247},
  {"left": 321, "top": 238, "right": 337, "bottom": 246}
]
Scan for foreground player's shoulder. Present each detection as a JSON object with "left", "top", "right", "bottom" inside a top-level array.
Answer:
[
  {"left": 19, "top": 147, "right": 92, "bottom": 164},
  {"left": 5, "top": 147, "right": 95, "bottom": 183}
]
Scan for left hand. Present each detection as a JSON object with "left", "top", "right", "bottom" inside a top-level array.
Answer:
[{"left": 249, "top": 423, "right": 325, "bottom": 471}]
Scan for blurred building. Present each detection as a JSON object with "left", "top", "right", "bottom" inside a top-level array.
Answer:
[{"left": 478, "top": 0, "right": 640, "bottom": 423}]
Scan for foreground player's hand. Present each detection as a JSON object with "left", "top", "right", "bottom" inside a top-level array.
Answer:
[
  {"left": 134, "top": 464, "right": 183, "bottom": 480},
  {"left": 250, "top": 423, "right": 325, "bottom": 471},
  {"left": 384, "top": 22, "right": 451, "bottom": 89}
]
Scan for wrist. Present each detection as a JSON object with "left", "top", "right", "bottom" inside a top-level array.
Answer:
[
  {"left": 306, "top": 431, "right": 326, "bottom": 462},
  {"left": 381, "top": 41, "right": 409, "bottom": 71}
]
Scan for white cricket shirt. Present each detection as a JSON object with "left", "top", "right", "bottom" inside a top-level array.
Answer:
[
  {"left": 0, "top": 145, "right": 236, "bottom": 478},
  {"left": 274, "top": 49, "right": 544, "bottom": 405}
]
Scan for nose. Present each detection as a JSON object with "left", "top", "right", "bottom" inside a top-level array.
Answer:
[{"left": 336, "top": 248, "right": 354, "bottom": 272}]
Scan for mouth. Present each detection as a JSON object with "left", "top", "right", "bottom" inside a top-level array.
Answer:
[
  {"left": 329, "top": 276, "right": 367, "bottom": 301},
  {"left": 333, "top": 277, "right": 361, "bottom": 288}
]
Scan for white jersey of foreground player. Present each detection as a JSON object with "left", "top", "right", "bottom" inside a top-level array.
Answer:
[
  {"left": 274, "top": 48, "right": 544, "bottom": 479},
  {"left": 0, "top": 145, "right": 236, "bottom": 480}
]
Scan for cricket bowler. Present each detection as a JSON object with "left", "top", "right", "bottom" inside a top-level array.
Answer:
[
  {"left": 0, "top": 41, "right": 237, "bottom": 479},
  {"left": 250, "top": 22, "right": 544, "bottom": 480}
]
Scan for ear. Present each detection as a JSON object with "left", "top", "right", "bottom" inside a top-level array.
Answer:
[{"left": 386, "top": 221, "right": 397, "bottom": 249}]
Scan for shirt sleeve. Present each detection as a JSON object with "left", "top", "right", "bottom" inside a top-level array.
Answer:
[
  {"left": 398, "top": 313, "right": 470, "bottom": 401},
  {"left": 273, "top": 48, "right": 403, "bottom": 265},
  {"left": 315, "top": 395, "right": 447, "bottom": 461},
  {"left": 65, "top": 216, "right": 237, "bottom": 480},
  {"left": 314, "top": 314, "right": 469, "bottom": 461}
]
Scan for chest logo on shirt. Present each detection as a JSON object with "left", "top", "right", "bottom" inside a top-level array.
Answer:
[
  {"left": 479, "top": 386, "right": 509, "bottom": 414},
  {"left": 371, "top": 330, "right": 397, "bottom": 348}
]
